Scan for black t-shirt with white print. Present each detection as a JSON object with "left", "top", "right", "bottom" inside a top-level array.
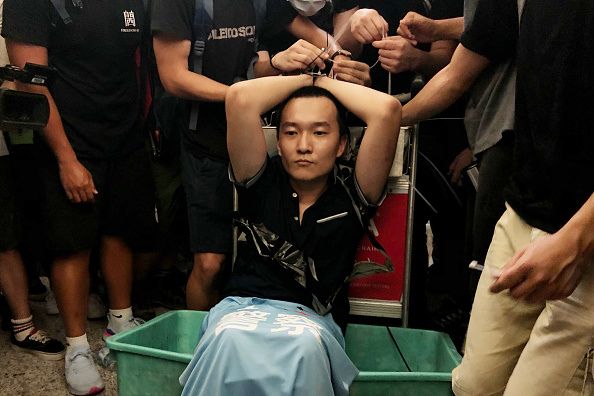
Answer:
[
  {"left": 152, "top": 0, "right": 257, "bottom": 162},
  {"left": 2, "top": 0, "right": 144, "bottom": 159}
]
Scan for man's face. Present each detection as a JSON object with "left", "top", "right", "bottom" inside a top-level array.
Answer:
[{"left": 277, "top": 96, "right": 347, "bottom": 185}]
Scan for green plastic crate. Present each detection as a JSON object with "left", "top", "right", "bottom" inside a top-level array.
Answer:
[
  {"left": 107, "top": 310, "right": 461, "bottom": 396},
  {"left": 345, "top": 324, "right": 462, "bottom": 396},
  {"left": 106, "top": 310, "right": 206, "bottom": 396}
]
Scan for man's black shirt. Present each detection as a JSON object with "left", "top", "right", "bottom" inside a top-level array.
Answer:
[
  {"left": 224, "top": 156, "right": 378, "bottom": 330},
  {"left": 2, "top": 0, "right": 144, "bottom": 159},
  {"left": 506, "top": 0, "right": 594, "bottom": 233},
  {"left": 151, "top": 0, "right": 257, "bottom": 162}
]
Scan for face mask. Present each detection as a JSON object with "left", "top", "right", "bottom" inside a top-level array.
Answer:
[{"left": 286, "top": 0, "right": 330, "bottom": 17}]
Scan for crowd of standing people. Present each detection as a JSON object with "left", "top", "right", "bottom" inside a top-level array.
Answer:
[{"left": 0, "top": 0, "right": 593, "bottom": 395}]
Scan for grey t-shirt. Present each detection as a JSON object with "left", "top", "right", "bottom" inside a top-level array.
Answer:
[{"left": 460, "top": 0, "right": 518, "bottom": 155}]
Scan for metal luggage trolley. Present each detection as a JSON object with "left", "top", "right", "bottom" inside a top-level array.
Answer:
[
  {"left": 346, "top": 124, "right": 418, "bottom": 328},
  {"left": 232, "top": 121, "right": 419, "bottom": 328}
]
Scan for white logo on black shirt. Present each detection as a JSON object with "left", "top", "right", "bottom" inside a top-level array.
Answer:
[
  {"left": 123, "top": 11, "right": 136, "bottom": 27},
  {"left": 208, "top": 25, "right": 256, "bottom": 41},
  {"left": 121, "top": 10, "right": 140, "bottom": 33}
]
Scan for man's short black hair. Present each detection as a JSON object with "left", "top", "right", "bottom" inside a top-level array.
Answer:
[{"left": 274, "top": 85, "right": 349, "bottom": 137}]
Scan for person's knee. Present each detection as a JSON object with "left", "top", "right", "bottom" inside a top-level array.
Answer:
[
  {"left": 452, "top": 362, "right": 507, "bottom": 396},
  {"left": 192, "top": 253, "right": 225, "bottom": 283}
]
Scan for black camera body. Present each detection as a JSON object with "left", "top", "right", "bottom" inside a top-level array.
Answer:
[{"left": 0, "top": 63, "right": 56, "bottom": 130}]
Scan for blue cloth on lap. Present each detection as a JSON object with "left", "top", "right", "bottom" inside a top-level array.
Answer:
[{"left": 180, "top": 296, "right": 359, "bottom": 396}]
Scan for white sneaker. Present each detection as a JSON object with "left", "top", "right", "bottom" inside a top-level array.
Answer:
[
  {"left": 87, "top": 294, "right": 107, "bottom": 320},
  {"left": 45, "top": 292, "right": 59, "bottom": 315},
  {"left": 103, "top": 313, "right": 145, "bottom": 340},
  {"left": 65, "top": 345, "right": 105, "bottom": 395}
]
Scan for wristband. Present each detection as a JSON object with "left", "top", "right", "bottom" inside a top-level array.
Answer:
[
  {"left": 330, "top": 49, "right": 352, "bottom": 61},
  {"left": 269, "top": 54, "right": 283, "bottom": 72}
]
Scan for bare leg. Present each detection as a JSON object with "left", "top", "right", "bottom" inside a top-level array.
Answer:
[
  {"left": 186, "top": 252, "right": 225, "bottom": 310},
  {"left": 0, "top": 249, "right": 31, "bottom": 320},
  {"left": 100, "top": 236, "right": 133, "bottom": 310},
  {"left": 133, "top": 251, "right": 162, "bottom": 282},
  {"left": 52, "top": 249, "right": 91, "bottom": 337}
]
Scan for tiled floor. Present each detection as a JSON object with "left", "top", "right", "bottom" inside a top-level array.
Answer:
[{"left": 0, "top": 298, "right": 118, "bottom": 396}]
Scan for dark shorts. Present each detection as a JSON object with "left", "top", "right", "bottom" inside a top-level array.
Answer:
[
  {"left": 39, "top": 145, "right": 159, "bottom": 253},
  {"left": 180, "top": 145, "right": 233, "bottom": 254},
  {"left": 0, "top": 156, "right": 22, "bottom": 251}
]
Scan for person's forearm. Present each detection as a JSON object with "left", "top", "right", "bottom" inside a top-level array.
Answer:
[
  {"left": 254, "top": 52, "right": 282, "bottom": 78},
  {"left": 159, "top": 68, "right": 228, "bottom": 102},
  {"left": 434, "top": 17, "right": 464, "bottom": 41},
  {"left": 153, "top": 35, "right": 228, "bottom": 102},
  {"left": 13, "top": 82, "right": 77, "bottom": 164},
  {"left": 414, "top": 40, "right": 456, "bottom": 78},
  {"left": 227, "top": 74, "right": 312, "bottom": 116},
  {"left": 402, "top": 43, "right": 490, "bottom": 125},
  {"left": 288, "top": 15, "right": 340, "bottom": 53},
  {"left": 314, "top": 76, "right": 399, "bottom": 127},
  {"left": 401, "top": 65, "right": 466, "bottom": 125},
  {"left": 333, "top": 7, "right": 362, "bottom": 57},
  {"left": 558, "top": 193, "right": 594, "bottom": 258}
]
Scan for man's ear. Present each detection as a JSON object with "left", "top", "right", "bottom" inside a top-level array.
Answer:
[
  {"left": 336, "top": 134, "right": 348, "bottom": 158},
  {"left": 276, "top": 137, "right": 282, "bottom": 157}
]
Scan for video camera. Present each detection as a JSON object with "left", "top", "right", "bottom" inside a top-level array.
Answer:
[{"left": 0, "top": 63, "right": 56, "bottom": 130}]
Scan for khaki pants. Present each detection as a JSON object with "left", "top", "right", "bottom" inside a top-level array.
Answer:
[{"left": 453, "top": 205, "right": 594, "bottom": 396}]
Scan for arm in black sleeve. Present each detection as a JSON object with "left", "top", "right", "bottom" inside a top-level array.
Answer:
[{"left": 2, "top": 0, "right": 51, "bottom": 47}]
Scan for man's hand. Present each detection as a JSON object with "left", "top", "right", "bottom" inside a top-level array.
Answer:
[
  {"left": 490, "top": 232, "right": 589, "bottom": 304},
  {"left": 272, "top": 39, "right": 328, "bottom": 73},
  {"left": 350, "top": 8, "right": 389, "bottom": 44},
  {"left": 58, "top": 159, "right": 98, "bottom": 203},
  {"left": 372, "top": 36, "right": 420, "bottom": 74},
  {"left": 331, "top": 59, "right": 371, "bottom": 86},
  {"left": 448, "top": 148, "right": 473, "bottom": 186},
  {"left": 397, "top": 12, "right": 438, "bottom": 45}
]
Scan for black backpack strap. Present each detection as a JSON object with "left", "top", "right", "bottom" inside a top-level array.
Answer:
[
  {"left": 49, "top": 0, "right": 73, "bottom": 25},
  {"left": 188, "top": 0, "right": 213, "bottom": 130},
  {"left": 189, "top": 0, "right": 267, "bottom": 128}
]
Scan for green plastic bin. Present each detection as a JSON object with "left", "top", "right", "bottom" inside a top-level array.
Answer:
[
  {"left": 345, "top": 324, "right": 462, "bottom": 396},
  {"left": 107, "top": 310, "right": 461, "bottom": 396},
  {"left": 106, "top": 310, "right": 206, "bottom": 396}
]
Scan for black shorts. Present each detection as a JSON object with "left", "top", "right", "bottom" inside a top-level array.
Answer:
[
  {"left": 39, "top": 145, "right": 159, "bottom": 253},
  {"left": 145, "top": 138, "right": 188, "bottom": 245},
  {"left": 0, "top": 156, "right": 23, "bottom": 251},
  {"left": 180, "top": 145, "right": 233, "bottom": 254}
]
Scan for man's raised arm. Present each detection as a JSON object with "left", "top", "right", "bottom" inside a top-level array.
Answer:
[
  {"left": 225, "top": 74, "right": 312, "bottom": 183},
  {"left": 314, "top": 77, "right": 401, "bottom": 204}
]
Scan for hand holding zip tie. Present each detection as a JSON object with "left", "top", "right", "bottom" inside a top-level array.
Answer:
[
  {"left": 349, "top": 8, "right": 389, "bottom": 44},
  {"left": 397, "top": 12, "right": 439, "bottom": 46},
  {"left": 331, "top": 59, "right": 371, "bottom": 86},
  {"left": 272, "top": 39, "right": 328, "bottom": 74},
  {"left": 372, "top": 36, "right": 422, "bottom": 74}
]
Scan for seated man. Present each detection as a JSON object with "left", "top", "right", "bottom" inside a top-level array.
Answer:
[{"left": 179, "top": 74, "right": 400, "bottom": 396}]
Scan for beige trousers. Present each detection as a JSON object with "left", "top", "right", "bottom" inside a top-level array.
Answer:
[{"left": 452, "top": 205, "right": 594, "bottom": 396}]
